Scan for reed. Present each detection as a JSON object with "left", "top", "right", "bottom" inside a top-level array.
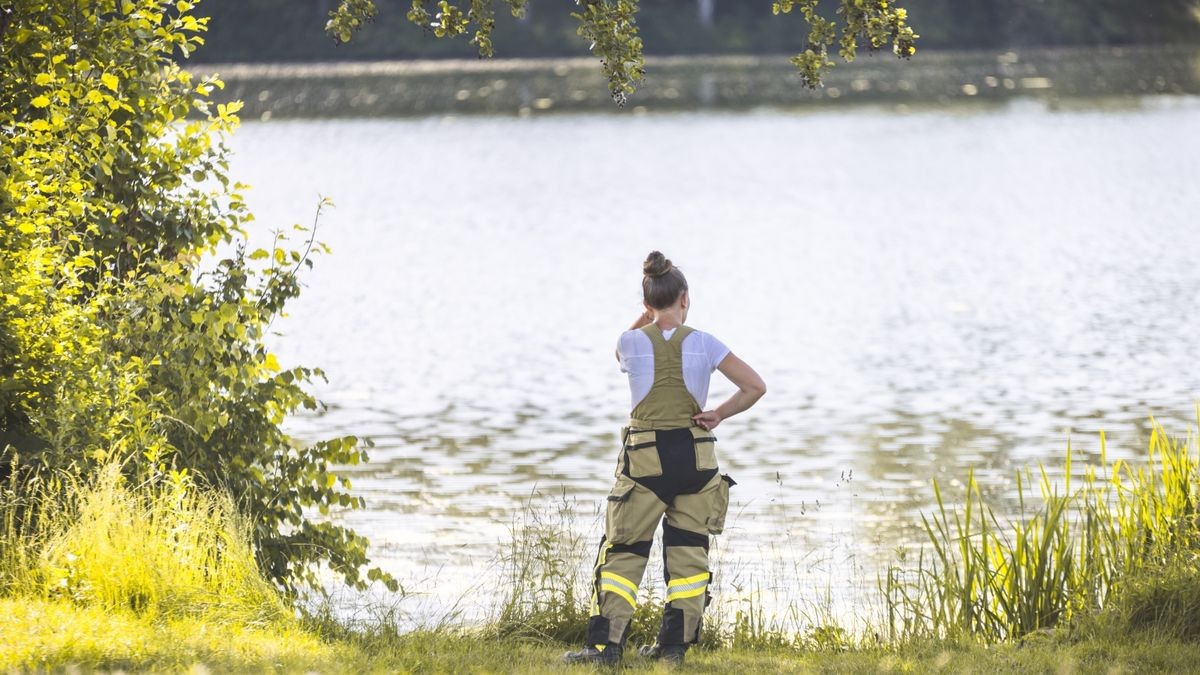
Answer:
[
  {"left": 885, "top": 418, "right": 1200, "bottom": 643},
  {"left": 0, "top": 457, "right": 288, "bottom": 625}
]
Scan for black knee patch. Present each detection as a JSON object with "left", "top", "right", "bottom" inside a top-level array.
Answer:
[
  {"left": 657, "top": 606, "right": 686, "bottom": 646},
  {"left": 609, "top": 540, "right": 653, "bottom": 557},
  {"left": 586, "top": 615, "right": 611, "bottom": 647},
  {"left": 663, "top": 522, "right": 709, "bottom": 550}
]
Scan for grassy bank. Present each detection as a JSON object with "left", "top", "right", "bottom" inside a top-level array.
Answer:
[
  {"left": 6, "top": 601, "right": 1200, "bottom": 673},
  {"left": 3, "top": 420, "right": 1200, "bottom": 672}
]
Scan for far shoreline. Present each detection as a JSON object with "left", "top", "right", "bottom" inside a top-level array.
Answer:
[{"left": 184, "top": 45, "right": 1200, "bottom": 119}]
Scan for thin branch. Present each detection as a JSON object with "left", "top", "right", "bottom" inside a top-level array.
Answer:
[
  {"left": 287, "top": 197, "right": 325, "bottom": 282},
  {"left": 259, "top": 197, "right": 327, "bottom": 334}
]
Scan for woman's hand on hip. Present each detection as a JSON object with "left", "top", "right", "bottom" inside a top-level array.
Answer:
[{"left": 692, "top": 410, "right": 721, "bottom": 431}]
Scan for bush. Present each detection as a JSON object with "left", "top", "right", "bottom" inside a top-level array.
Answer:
[{"left": 0, "top": 0, "right": 393, "bottom": 596}]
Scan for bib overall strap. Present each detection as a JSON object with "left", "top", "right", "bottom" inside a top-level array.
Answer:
[{"left": 629, "top": 324, "right": 702, "bottom": 430}]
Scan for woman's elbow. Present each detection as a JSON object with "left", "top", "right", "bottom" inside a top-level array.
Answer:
[{"left": 748, "top": 379, "right": 767, "bottom": 400}]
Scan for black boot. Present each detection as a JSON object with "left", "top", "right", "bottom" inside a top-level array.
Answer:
[
  {"left": 638, "top": 643, "right": 687, "bottom": 665},
  {"left": 562, "top": 643, "right": 623, "bottom": 666}
]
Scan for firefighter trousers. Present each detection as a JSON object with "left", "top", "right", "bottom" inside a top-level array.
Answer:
[{"left": 585, "top": 426, "right": 734, "bottom": 648}]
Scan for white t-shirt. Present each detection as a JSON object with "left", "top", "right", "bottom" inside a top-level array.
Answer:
[{"left": 617, "top": 327, "right": 731, "bottom": 409}]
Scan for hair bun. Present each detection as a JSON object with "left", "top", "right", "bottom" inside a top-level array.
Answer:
[{"left": 643, "top": 251, "right": 673, "bottom": 278}]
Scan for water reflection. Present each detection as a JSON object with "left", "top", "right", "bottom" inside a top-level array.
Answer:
[{"left": 228, "top": 96, "right": 1200, "bottom": 624}]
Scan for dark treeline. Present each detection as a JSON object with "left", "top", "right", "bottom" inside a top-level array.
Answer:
[{"left": 192, "top": 0, "right": 1200, "bottom": 63}]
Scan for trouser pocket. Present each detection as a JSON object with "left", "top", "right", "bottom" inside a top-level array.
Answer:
[
  {"left": 690, "top": 427, "right": 718, "bottom": 471},
  {"left": 624, "top": 429, "right": 662, "bottom": 478},
  {"left": 706, "top": 473, "right": 736, "bottom": 535},
  {"left": 606, "top": 476, "right": 637, "bottom": 543}
]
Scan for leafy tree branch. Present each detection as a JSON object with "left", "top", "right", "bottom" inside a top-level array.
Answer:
[{"left": 327, "top": 0, "right": 919, "bottom": 102}]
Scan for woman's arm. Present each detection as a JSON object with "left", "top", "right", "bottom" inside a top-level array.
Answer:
[
  {"left": 628, "top": 310, "right": 653, "bottom": 331},
  {"left": 692, "top": 353, "right": 766, "bottom": 431},
  {"left": 616, "top": 310, "right": 654, "bottom": 361}
]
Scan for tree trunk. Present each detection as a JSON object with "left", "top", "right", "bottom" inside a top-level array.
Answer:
[
  {"left": 697, "top": 0, "right": 715, "bottom": 27},
  {"left": 0, "top": 5, "right": 14, "bottom": 46}
]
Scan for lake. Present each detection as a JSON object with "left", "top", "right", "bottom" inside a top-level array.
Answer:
[{"left": 225, "top": 66, "right": 1200, "bottom": 627}]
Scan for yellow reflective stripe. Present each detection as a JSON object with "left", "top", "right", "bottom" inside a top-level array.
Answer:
[
  {"left": 600, "top": 581, "right": 637, "bottom": 608},
  {"left": 666, "top": 571, "right": 710, "bottom": 603},
  {"left": 666, "top": 586, "right": 708, "bottom": 602},
  {"left": 600, "top": 571, "right": 638, "bottom": 596},
  {"left": 590, "top": 543, "right": 613, "bottom": 616},
  {"left": 667, "top": 571, "right": 710, "bottom": 588}
]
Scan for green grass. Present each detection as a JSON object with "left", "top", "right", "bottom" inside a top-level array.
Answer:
[
  {"left": 0, "top": 598, "right": 338, "bottom": 672},
  {"left": 6, "top": 602, "right": 1200, "bottom": 673},
  {"left": 5, "top": 418, "right": 1200, "bottom": 672}
]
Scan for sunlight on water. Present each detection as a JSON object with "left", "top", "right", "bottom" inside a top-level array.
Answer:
[{"left": 228, "top": 96, "right": 1200, "bottom": 626}]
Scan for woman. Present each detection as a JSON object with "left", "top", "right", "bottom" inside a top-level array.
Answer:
[{"left": 564, "top": 251, "right": 767, "bottom": 666}]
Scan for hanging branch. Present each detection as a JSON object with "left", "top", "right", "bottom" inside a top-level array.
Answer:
[
  {"left": 571, "top": 0, "right": 644, "bottom": 106},
  {"left": 774, "top": 0, "right": 917, "bottom": 88},
  {"left": 326, "top": 0, "right": 918, "bottom": 102}
]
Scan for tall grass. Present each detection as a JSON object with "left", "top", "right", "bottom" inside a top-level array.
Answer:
[
  {"left": 885, "top": 419, "right": 1200, "bottom": 643},
  {"left": 488, "top": 418, "right": 1200, "bottom": 650},
  {"left": 7, "top": 415, "right": 1200, "bottom": 669},
  {"left": 0, "top": 457, "right": 288, "bottom": 625},
  {"left": 488, "top": 490, "right": 706, "bottom": 647},
  {"left": 484, "top": 489, "right": 858, "bottom": 652}
]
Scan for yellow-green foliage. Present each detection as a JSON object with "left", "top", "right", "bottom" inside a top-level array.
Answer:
[
  {"left": 2, "top": 0, "right": 393, "bottom": 596},
  {"left": 2, "top": 462, "right": 286, "bottom": 625},
  {"left": 886, "top": 419, "right": 1200, "bottom": 642}
]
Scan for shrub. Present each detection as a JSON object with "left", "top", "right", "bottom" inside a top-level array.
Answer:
[{"left": 1, "top": 0, "right": 393, "bottom": 596}]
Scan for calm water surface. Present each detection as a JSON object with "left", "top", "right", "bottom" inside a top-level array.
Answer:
[{"left": 228, "top": 97, "right": 1200, "bottom": 625}]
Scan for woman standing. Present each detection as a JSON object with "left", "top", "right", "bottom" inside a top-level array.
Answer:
[{"left": 564, "top": 251, "right": 767, "bottom": 666}]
